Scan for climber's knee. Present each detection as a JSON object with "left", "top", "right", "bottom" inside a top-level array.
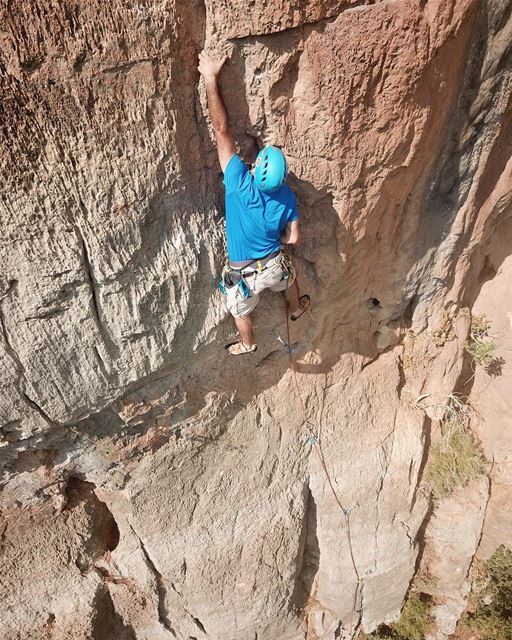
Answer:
[{"left": 226, "top": 293, "right": 259, "bottom": 319}]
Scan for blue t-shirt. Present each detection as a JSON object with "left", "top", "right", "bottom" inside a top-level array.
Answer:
[{"left": 223, "top": 154, "right": 298, "bottom": 261}]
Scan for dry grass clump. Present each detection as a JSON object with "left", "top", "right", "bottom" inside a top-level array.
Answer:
[
  {"left": 362, "top": 593, "right": 431, "bottom": 640},
  {"left": 425, "top": 417, "right": 485, "bottom": 500}
]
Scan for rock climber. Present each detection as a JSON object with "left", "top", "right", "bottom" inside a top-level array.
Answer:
[{"left": 198, "top": 50, "right": 310, "bottom": 356}]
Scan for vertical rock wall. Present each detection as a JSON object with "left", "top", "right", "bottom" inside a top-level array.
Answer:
[{"left": 0, "top": 1, "right": 511, "bottom": 639}]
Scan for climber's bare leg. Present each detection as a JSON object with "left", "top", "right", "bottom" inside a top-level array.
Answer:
[
  {"left": 234, "top": 314, "right": 255, "bottom": 348},
  {"left": 284, "top": 280, "right": 301, "bottom": 316}
]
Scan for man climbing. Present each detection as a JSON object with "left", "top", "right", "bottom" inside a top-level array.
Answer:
[{"left": 198, "top": 50, "right": 310, "bottom": 356}]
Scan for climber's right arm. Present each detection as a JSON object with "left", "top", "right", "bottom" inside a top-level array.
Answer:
[
  {"left": 199, "top": 51, "right": 236, "bottom": 172},
  {"left": 209, "top": 108, "right": 236, "bottom": 173}
]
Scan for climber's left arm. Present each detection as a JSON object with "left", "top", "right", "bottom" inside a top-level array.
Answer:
[{"left": 281, "top": 220, "right": 300, "bottom": 245}]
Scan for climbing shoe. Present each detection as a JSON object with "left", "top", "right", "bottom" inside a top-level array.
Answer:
[
  {"left": 291, "top": 295, "right": 310, "bottom": 321},
  {"left": 225, "top": 340, "right": 258, "bottom": 356}
]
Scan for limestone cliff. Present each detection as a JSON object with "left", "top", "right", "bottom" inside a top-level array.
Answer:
[{"left": 0, "top": 1, "right": 511, "bottom": 639}]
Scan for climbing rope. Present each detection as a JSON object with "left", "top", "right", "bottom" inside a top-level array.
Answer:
[{"left": 282, "top": 293, "right": 364, "bottom": 635}]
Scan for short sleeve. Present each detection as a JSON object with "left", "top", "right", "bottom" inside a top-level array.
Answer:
[
  {"left": 288, "top": 191, "right": 299, "bottom": 222},
  {"left": 223, "top": 154, "right": 249, "bottom": 192}
]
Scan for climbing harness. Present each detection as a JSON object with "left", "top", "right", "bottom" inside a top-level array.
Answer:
[
  {"left": 219, "top": 250, "right": 293, "bottom": 308},
  {"left": 280, "top": 283, "right": 365, "bottom": 635}
]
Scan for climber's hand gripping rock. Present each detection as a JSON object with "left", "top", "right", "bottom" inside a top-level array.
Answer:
[{"left": 198, "top": 50, "right": 228, "bottom": 84}]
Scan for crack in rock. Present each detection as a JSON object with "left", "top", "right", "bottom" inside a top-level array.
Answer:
[
  {"left": 129, "top": 523, "right": 177, "bottom": 638},
  {"left": 0, "top": 303, "right": 60, "bottom": 427},
  {"left": 227, "top": 0, "right": 379, "bottom": 40},
  {"left": 77, "top": 230, "right": 117, "bottom": 361}
]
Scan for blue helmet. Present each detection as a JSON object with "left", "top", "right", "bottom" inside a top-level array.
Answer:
[{"left": 254, "top": 145, "right": 288, "bottom": 193}]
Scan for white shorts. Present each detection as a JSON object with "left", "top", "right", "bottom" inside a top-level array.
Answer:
[{"left": 224, "top": 255, "right": 296, "bottom": 319}]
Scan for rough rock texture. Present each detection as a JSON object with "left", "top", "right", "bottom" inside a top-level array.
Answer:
[
  {"left": 0, "top": 1, "right": 511, "bottom": 639},
  {"left": 421, "top": 477, "right": 490, "bottom": 640},
  {"left": 470, "top": 243, "right": 512, "bottom": 562}
]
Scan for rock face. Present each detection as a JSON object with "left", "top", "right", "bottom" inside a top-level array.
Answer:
[{"left": 0, "top": 1, "right": 511, "bottom": 639}]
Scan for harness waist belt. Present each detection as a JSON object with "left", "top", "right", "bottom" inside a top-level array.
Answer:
[{"left": 229, "top": 250, "right": 281, "bottom": 271}]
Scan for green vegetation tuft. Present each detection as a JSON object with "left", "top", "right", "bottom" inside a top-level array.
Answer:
[
  {"left": 363, "top": 593, "right": 431, "bottom": 640},
  {"left": 459, "top": 546, "right": 512, "bottom": 640},
  {"left": 425, "top": 418, "right": 485, "bottom": 500},
  {"left": 465, "top": 339, "right": 497, "bottom": 367},
  {"left": 465, "top": 314, "right": 497, "bottom": 367}
]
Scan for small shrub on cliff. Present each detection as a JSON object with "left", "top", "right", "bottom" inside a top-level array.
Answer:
[
  {"left": 458, "top": 546, "right": 512, "bottom": 640},
  {"left": 465, "top": 315, "right": 497, "bottom": 367},
  {"left": 469, "top": 314, "right": 491, "bottom": 337},
  {"left": 466, "top": 340, "right": 497, "bottom": 367},
  {"left": 425, "top": 417, "right": 485, "bottom": 500},
  {"left": 364, "top": 593, "right": 431, "bottom": 640}
]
